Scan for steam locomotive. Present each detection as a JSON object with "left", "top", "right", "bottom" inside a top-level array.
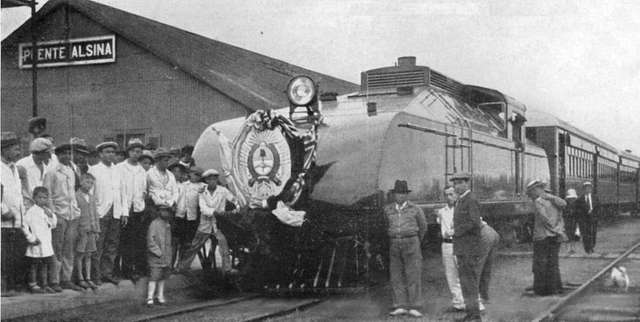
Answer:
[{"left": 192, "top": 57, "right": 640, "bottom": 291}]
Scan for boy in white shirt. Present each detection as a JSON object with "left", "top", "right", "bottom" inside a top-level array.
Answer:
[
  {"left": 174, "top": 166, "right": 204, "bottom": 268},
  {"left": 178, "top": 169, "right": 238, "bottom": 274},
  {"left": 23, "top": 187, "right": 59, "bottom": 293}
]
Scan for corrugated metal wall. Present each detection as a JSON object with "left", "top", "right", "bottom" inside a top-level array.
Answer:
[{"left": 1, "top": 6, "right": 248, "bottom": 148}]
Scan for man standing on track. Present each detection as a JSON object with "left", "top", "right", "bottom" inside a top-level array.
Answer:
[
  {"left": 526, "top": 180, "right": 566, "bottom": 296},
  {"left": 384, "top": 180, "right": 427, "bottom": 318},
  {"left": 575, "top": 181, "right": 599, "bottom": 254},
  {"left": 437, "top": 185, "right": 465, "bottom": 311},
  {"left": 450, "top": 172, "right": 483, "bottom": 322}
]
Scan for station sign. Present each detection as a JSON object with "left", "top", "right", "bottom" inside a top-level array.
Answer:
[{"left": 18, "top": 35, "right": 116, "bottom": 69}]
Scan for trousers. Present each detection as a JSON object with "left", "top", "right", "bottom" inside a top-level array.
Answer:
[
  {"left": 179, "top": 230, "right": 230, "bottom": 272},
  {"left": 1, "top": 228, "right": 27, "bottom": 291},
  {"left": 120, "top": 210, "right": 146, "bottom": 276},
  {"left": 389, "top": 236, "right": 423, "bottom": 309},
  {"left": 478, "top": 224, "right": 500, "bottom": 301},
  {"left": 457, "top": 254, "right": 480, "bottom": 318},
  {"left": 533, "top": 236, "right": 562, "bottom": 295},
  {"left": 578, "top": 215, "right": 597, "bottom": 253},
  {"left": 441, "top": 242, "right": 464, "bottom": 307},
  {"left": 52, "top": 217, "right": 79, "bottom": 283},
  {"left": 92, "top": 208, "right": 120, "bottom": 280},
  {"left": 27, "top": 256, "right": 57, "bottom": 287}
]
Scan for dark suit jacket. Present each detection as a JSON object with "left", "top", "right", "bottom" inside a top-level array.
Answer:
[
  {"left": 453, "top": 191, "right": 483, "bottom": 256},
  {"left": 575, "top": 193, "right": 600, "bottom": 218}
]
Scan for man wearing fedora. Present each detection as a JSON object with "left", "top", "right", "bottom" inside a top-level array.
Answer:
[
  {"left": 449, "top": 172, "right": 483, "bottom": 322},
  {"left": 575, "top": 181, "right": 599, "bottom": 254},
  {"left": 526, "top": 179, "right": 566, "bottom": 296},
  {"left": 1, "top": 132, "right": 28, "bottom": 296},
  {"left": 89, "top": 141, "right": 123, "bottom": 285},
  {"left": 384, "top": 180, "right": 427, "bottom": 318},
  {"left": 43, "top": 140, "right": 84, "bottom": 291}
]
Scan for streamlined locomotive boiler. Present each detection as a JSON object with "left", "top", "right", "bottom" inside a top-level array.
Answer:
[{"left": 192, "top": 57, "right": 639, "bottom": 291}]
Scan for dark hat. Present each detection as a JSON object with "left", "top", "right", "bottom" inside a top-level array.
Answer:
[
  {"left": 168, "top": 161, "right": 187, "bottom": 172},
  {"left": 449, "top": 172, "right": 472, "bottom": 182},
  {"left": 390, "top": 180, "right": 411, "bottom": 194},
  {"left": 154, "top": 147, "right": 172, "bottom": 160},
  {"left": 526, "top": 179, "right": 545, "bottom": 191},
  {"left": 1, "top": 131, "right": 19, "bottom": 148},
  {"left": 96, "top": 141, "right": 119, "bottom": 152},
  {"left": 28, "top": 117, "right": 46, "bottom": 133},
  {"left": 181, "top": 145, "right": 194, "bottom": 155},
  {"left": 126, "top": 138, "right": 145, "bottom": 151}
]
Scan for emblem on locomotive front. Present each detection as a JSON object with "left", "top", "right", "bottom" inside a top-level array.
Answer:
[{"left": 233, "top": 116, "right": 292, "bottom": 204}]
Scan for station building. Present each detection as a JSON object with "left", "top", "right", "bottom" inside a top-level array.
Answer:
[{"left": 1, "top": 0, "right": 358, "bottom": 148}]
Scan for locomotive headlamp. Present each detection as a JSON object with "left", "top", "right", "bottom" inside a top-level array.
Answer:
[{"left": 287, "top": 76, "right": 317, "bottom": 106}]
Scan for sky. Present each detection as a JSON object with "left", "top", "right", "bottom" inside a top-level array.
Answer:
[{"left": 2, "top": 0, "right": 640, "bottom": 153}]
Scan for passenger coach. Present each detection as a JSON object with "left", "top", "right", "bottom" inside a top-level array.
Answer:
[{"left": 526, "top": 109, "right": 640, "bottom": 215}]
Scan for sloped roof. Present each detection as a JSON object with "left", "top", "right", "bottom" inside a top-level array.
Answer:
[{"left": 2, "top": 0, "right": 358, "bottom": 110}]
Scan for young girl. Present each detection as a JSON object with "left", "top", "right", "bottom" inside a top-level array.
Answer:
[
  {"left": 23, "top": 187, "right": 59, "bottom": 293},
  {"left": 146, "top": 205, "right": 173, "bottom": 306},
  {"left": 75, "top": 173, "right": 100, "bottom": 289}
]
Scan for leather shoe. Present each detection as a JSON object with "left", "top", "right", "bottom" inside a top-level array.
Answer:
[
  {"left": 102, "top": 276, "right": 120, "bottom": 285},
  {"left": 455, "top": 314, "right": 482, "bottom": 322},
  {"left": 86, "top": 280, "right": 98, "bottom": 290},
  {"left": 50, "top": 284, "right": 63, "bottom": 292},
  {"left": 407, "top": 309, "right": 423, "bottom": 317},
  {"left": 61, "top": 281, "right": 84, "bottom": 291}
]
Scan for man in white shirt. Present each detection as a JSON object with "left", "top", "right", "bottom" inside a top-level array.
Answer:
[
  {"left": 16, "top": 137, "right": 53, "bottom": 209},
  {"left": 437, "top": 186, "right": 465, "bottom": 311},
  {"left": 43, "top": 142, "right": 83, "bottom": 291},
  {"left": 178, "top": 169, "right": 238, "bottom": 273},
  {"left": 1, "top": 132, "right": 28, "bottom": 296},
  {"left": 116, "top": 138, "right": 147, "bottom": 279},
  {"left": 88, "top": 141, "right": 122, "bottom": 285},
  {"left": 146, "top": 148, "right": 179, "bottom": 209}
]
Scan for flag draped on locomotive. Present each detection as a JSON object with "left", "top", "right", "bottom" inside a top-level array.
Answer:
[{"left": 193, "top": 57, "right": 639, "bottom": 291}]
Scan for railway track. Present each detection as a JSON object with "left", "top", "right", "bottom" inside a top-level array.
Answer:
[
  {"left": 533, "top": 240, "right": 640, "bottom": 322},
  {"left": 130, "top": 294, "right": 325, "bottom": 322}
]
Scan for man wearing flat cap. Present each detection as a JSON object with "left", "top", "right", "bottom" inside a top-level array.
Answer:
[
  {"left": 115, "top": 138, "right": 148, "bottom": 279},
  {"left": 383, "top": 180, "right": 427, "bottom": 318},
  {"left": 16, "top": 137, "right": 54, "bottom": 208},
  {"left": 43, "top": 141, "right": 83, "bottom": 291},
  {"left": 526, "top": 179, "right": 566, "bottom": 296},
  {"left": 1, "top": 132, "right": 28, "bottom": 296},
  {"left": 89, "top": 141, "right": 123, "bottom": 285},
  {"left": 574, "top": 181, "right": 599, "bottom": 254},
  {"left": 449, "top": 172, "right": 483, "bottom": 322}
]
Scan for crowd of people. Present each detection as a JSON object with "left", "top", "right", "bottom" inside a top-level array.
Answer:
[{"left": 1, "top": 117, "right": 238, "bottom": 306}]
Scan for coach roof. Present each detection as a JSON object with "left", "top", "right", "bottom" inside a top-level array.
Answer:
[
  {"left": 2, "top": 0, "right": 358, "bottom": 110},
  {"left": 526, "top": 108, "right": 618, "bottom": 154}
]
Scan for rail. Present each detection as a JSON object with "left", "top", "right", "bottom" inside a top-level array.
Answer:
[{"left": 531, "top": 239, "right": 640, "bottom": 322}]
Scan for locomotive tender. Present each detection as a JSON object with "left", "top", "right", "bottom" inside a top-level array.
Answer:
[{"left": 193, "top": 57, "right": 640, "bottom": 290}]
